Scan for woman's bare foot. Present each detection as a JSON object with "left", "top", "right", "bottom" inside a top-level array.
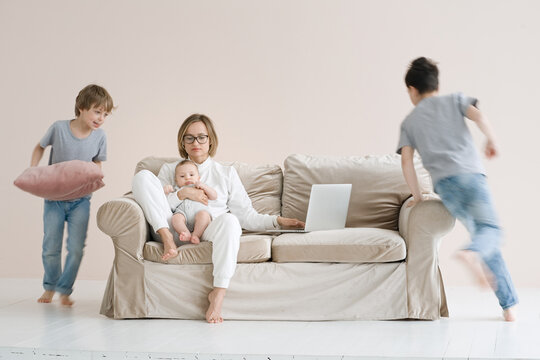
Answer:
[
  {"left": 179, "top": 231, "right": 192, "bottom": 242},
  {"left": 206, "top": 288, "right": 226, "bottom": 323},
  {"left": 60, "top": 294, "right": 74, "bottom": 307},
  {"left": 158, "top": 228, "right": 178, "bottom": 261},
  {"left": 503, "top": 307, "right": 517, "bottom": 322},
  {"left": 37, "top": 290, "right": 55, "bottom": 303},
  {"left": 455, "top": 250, "right": 495, "bottom": 289},
  {"left": 190, "top": 235, "right": 200, "bottom": 244}
]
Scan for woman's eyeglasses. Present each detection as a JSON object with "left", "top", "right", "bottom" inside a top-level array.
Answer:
[{"left": 183, "top": 135, "right": 209, "bottom": 144}]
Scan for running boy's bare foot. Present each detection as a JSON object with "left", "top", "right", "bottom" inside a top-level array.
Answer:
[
  {"left": 206, "top": 288, "right": 226, "bottom": 323},
  {"left": 60, "top": 294, "right": 74, "bottom": 307},
  {"left": 158, "top": 228, "right": 178, "bottom": 261},
  {"left": 503, "top": 307, "right": 517, "bottom": 322},
  {"left": 190, "top": 235, "right": 200, "bottom": 244},
  {"left": 37, "top": 290, "right": 55, "bottom": 303},
  {"left": 455, "top": 250, "right": 494, "bottom": 289},
  {"left": 179, "top": 231, "right": 192, "bottom": 242}
]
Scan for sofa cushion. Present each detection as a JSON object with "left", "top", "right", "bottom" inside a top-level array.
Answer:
[
  {"left": 271, "top": 228, "right": 406, "bottom": 263},
  {"left": 135, "top": 156, "right": 282, "bottom": 216},
  {"left": 281, "top": 154, "right": 431, "bottom": 231},
  {"left": 144, "top": 234, "right": 272, "bottom": 264}
]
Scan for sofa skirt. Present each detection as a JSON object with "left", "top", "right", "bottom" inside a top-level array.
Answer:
[{"left": 101, "top": 261, "right": 412, "bottom": 321}]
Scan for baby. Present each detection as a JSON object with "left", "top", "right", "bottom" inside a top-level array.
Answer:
[{"left": 164, "top": 160, "right": 217, "bottom": 244}]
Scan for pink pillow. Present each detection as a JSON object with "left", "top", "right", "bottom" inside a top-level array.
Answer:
[{"left": 14, "top": 160, "right": 105, "bottom": 200}]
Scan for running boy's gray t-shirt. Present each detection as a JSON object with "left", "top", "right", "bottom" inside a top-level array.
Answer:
[
  {"left": 396, "top": 93, "right": 485, "bottom": 185},
  {"left": 40, "top": 120, "right": 107, "bottom": 165}
]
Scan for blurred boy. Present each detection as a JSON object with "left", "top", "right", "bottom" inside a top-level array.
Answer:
[{"left": 397, "top": 57, "right": 518, "bottom": 321}]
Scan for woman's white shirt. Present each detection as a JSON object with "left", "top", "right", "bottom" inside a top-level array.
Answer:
[{"left": 158, "top": 157, "right": 277, "bottom": 231}]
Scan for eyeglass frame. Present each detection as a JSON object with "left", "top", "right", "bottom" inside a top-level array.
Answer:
[{"left": 183, "top": 134, "right": 209, "bottom": 144}]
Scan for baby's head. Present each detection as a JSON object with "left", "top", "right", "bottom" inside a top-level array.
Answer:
[{"left": 174, "top": 160, "right": 200, "bottom": 187}]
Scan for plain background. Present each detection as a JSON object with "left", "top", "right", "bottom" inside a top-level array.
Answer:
[{"left": 1, "top": 0, "right": 538, "bottom": 288}]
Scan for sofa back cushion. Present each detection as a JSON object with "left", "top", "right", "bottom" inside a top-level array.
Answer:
[
  {"left": 281, "top": 154, "right": 431, "bottom": 231},
  {"left": 135, "top": 156, "right": 282, "bottom": 216}
]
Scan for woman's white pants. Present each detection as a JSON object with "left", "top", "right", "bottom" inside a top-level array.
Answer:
[{"left": 132, "top": 170, "right": 241, "bottom": 288}]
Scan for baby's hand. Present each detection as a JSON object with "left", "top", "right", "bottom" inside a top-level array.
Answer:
[{"left": 163, "top": 185, "right": 174, "bottom": 194}]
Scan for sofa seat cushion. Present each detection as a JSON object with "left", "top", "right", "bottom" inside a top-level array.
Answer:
[
  {"left": 271, "top": 228, "right": 406, "bottom": 263},
  {"left": 144, "top": 235, "right": 272, "bottom": 264}
]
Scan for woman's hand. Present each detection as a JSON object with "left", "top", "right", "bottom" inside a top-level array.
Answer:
[
  {"left": 277, "top": 216, "right": 305, "bottom": 229},
  {"left": 178, "top": 186, "right": 208, "bottom": 205}
]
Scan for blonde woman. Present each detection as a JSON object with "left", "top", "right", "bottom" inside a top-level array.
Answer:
[{"left": 132, "top": 114, "right": 303, "bottom": 323}]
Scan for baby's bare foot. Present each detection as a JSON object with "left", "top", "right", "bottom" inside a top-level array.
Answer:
[
  {"left": 503, "top": 307, "right": 517, "bottom": 322},
  {"left": 37, "top": 290, "right": 55, "bottom": 303},
  {"left": 455, "top": 250, "right": 494, "bottom": 289},
  {"left": 179, "top": 231, "right": 192, "bottom": 242},
  {"left": 190, "top": 235, "right": 200, "bottom": 244},
  {"left": 206, "top": 288, "right": 226, "bottom": 323},
  {"left": 60, "top": 294, "right": 74, "bottom": 307}
]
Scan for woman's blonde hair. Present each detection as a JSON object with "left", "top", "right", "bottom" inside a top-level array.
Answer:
[{"left": 177, "top": 114, "right": 218, "bottom": 159}]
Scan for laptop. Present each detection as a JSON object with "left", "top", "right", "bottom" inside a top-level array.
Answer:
[{"left": 268, "top": 184, "right": 352, "bottom": 233}]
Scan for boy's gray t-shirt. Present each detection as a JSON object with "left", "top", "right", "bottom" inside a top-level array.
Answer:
[
  {"left": 40, "top": 120, "right": 107, "bottom": 165},
  {"left": 397, "top": 93, "right": 485, "bottom": 185}
]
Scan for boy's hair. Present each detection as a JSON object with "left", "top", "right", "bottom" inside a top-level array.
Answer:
[
  {"left": 405, "top": 57, "right": 439, "bottom": 94},
  {"left": 177, "top": 114, "right": 219, "bottom": 159},
  {"left": 75, "top": 84, "right": 115, "bottom": 116},
  {"left": 175, "top": 159, "right": 199, "bottom": 173}
]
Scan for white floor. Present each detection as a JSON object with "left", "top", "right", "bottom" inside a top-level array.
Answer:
[{"left": 1, "top": 279, "right": 539, "bottom": 360}]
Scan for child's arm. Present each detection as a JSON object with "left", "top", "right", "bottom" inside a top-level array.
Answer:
[
  {"left": 30, "top": 143, "right": 45, "bottom": 167},
  {"left": 93, "top": 160, "right": 102, "bottom": 169},
  {"left": 466, "top": 105, "right": 498, "bottom": 159},
  {"left": 400, "top": 146, "right": 424, "bottom": 207},
  {"left": 196, "top": 182, "right": 218, "bottom": 200}
]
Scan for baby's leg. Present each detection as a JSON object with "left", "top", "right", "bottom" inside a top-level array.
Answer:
[
  {"left": 37, "top": 290, "right": 55, "bottom": 303},
  {"left": 172, "top": 213, "right": 191, "bottom": 242},
  {"left": 191, "top": 211, "right": 212, "bottom": 244}
]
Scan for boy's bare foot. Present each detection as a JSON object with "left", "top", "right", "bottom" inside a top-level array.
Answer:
[
  {"left": 60, "top": 294, "right": 74, "bottom": 307},
  {"left": 206, "top": 288, "right": 226, "bottom": 323},
  {"left": 37, "top": 290, "right": 55, "bottom": 303},
  {"left": 503, "top": 307, "right": 517, "bottom": 322},
  {"left": 179, "top": 231, "right": 191, "bottom": 242},
  {"left": 190, "top": 235, "right": 200, "bottom": 244},
  {"left": 455, "top": 250, "right": 495, "bottom": 289}
]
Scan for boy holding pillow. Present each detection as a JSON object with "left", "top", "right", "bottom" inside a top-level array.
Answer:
[{"left": 30, "top": 84, "right": 114, "bottom": 306}]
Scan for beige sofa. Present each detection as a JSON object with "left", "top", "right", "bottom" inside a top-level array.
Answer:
[{"left": 97, "top": 154, "right": 454, "bottom": 321}]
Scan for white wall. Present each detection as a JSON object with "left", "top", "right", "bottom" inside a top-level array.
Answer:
[{"left": 1, "top": 0, "right": 539, "bottom": 287}]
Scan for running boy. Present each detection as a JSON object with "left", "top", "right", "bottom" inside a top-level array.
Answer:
[
  {"left": 31, "top": 84, "right": 114, "bottom": 306},
  {"left": 164, "top": 160, "right": 217, "bottom": 255},
  {"left": 397, "top": 57, "right": 518, "bottom": 321}
]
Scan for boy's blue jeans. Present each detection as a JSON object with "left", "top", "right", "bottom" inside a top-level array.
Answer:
[
  {"left": 42, "top": 197, "right": 90, "bottom": 295},
  {"left": 434, "top": 173, "right": 518, "bottom": 310}
]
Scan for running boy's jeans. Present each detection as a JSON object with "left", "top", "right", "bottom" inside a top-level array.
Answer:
[
  {"left": 42, "top": 197, "right": 90, "bottom": 295},
  {"left": 434, "top": 173, "right": 518, "bottom": 310}
]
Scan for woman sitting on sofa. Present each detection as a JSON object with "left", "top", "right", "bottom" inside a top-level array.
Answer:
[{"left": 132, "top": 113, "right": 304, "bottom": 323}]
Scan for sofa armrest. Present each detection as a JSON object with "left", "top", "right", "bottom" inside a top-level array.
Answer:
[
  {"left": 97, "top": 194, "right": 148, "bottom": 261},
  {"left": 97, "top": 194, "right": 150, "bottom": 318},
  {"left": 398, "top": 197, "right": 455, "bottom": 319}
]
